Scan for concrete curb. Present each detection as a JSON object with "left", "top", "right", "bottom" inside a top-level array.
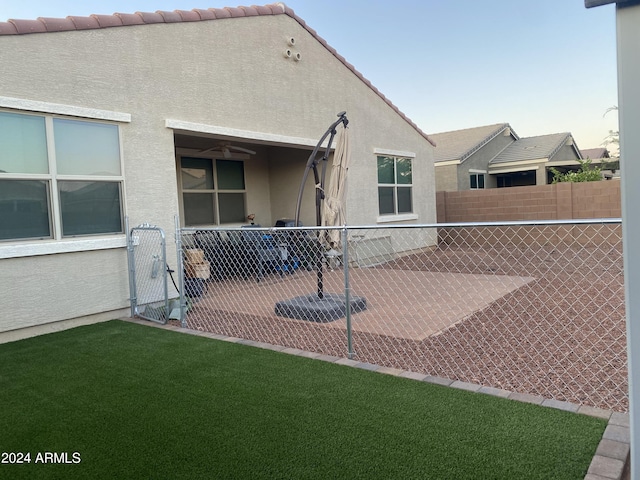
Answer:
[{"left": 122, "top": 318, "right": 630, "bottom": 479}]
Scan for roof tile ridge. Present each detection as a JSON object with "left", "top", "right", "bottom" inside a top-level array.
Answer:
[
  {"left": 238, "top": 6, "right": 260, "bottom": 16},
  {"left": 254, "top": 4, "right": 280, "bottom": 15},
  {"left": 224, "top": 7, "right": 248, "bottom": 17},
  {"left": 0, "top": 3, "right": 291, "bottom": 35},
  {"left": 38, "top": 16, "right": 76, "bottom": 32},
  {"left": 114, "top": 12, "right": 145, "bottom": 26},
  {"left": 0, "top": 21, "right": 19, "bottom": 35},
  {"left": 156, "top": 10, "right": 182, "bottom": 23},
  {"left": 7, "top": 18, "right": 47, "bottom": 34},
  {"left": 460, "top": 123, "right": 513, "bottom": 163},
  {"left": 192, "top": 9, "right": 217, "bottom": 20},
  {"left": 174, "top": 10, "right": 201, "bottom": 22},
  {"left": 209, "top": 7, "right": 231, "bottom": 19},
  {"left": 271, "top": 3, "right": 292, "bottom": 15},
  {"left": 90, "top": 14, "right": 124, "bottom": 28},
  {"left": 135, "top": 11, "right": 166, "bottom": 24},
  {"left": 67, "top": 15, "right": 101, "bottom": 30}
]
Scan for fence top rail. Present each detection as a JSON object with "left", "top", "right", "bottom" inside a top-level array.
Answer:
[{"left": 180, "top": 218, "right": 622, "bottom": 234}]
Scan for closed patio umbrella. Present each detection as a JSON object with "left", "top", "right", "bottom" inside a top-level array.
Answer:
[
  {"left": 321, "top": 122, "right": 350, "bottom": 250},
  {"left": 276, "top": 111, "right": 365, "bottom": 327},
  {"left": 292, "top": 112, "right": 349, "bottom": 298}
]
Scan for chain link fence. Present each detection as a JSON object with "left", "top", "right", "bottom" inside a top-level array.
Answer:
[{"left": 175, "top": 220, "right": 626, "bottom": 412}]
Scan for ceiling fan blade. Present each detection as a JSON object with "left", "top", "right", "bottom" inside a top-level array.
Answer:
[
  {"left": 193, "top": 143, "right": 256, "bottom": 156},
  {"left": 227, "top": 145, "right": 257, "bottom": 155},
  {"left": 197, "top": 147, "right": 218, "bottom": 154}
]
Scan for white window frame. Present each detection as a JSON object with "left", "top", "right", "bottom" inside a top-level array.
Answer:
[
  {"left": 469, "top": 169, "right": 486, "bottom": 189},
  {"left": 177, "top": 155, "right": 247, "bottom": 226},
  {"left": 375, "top": 150, "right": 416, "bottom": 222},
  {"left": 0, "top": 100, "right": 129, "bottom": 259}
]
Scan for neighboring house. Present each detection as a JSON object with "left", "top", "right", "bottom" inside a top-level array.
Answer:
[
  {"left": 431, "top": 123, "right": 519, "bottom": 191},
  {"left": 432, "top": 124, "right": 583, "bottom": 191},
  {"left": 579, "top": 147, "right": 618, "bottom": 179},
  {"left": 580, "top": 147, "right": 611, "bottom": 162},
  {"left": 489, "top": 132, "right": 582, "bottom": 187},
  {"left": 0, "top": 3, "right": 437, "bottom": 338}
]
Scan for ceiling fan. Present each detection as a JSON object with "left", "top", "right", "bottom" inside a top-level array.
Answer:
[{"left": 198, "top": 142, "right": 257, "bottom": 158}]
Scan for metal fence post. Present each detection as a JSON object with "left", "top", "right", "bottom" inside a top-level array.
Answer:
[
  {"left": 175, "top": 216, "right": 187, "bottom": 328},
  {"left": 342, "top": 226, "right": 354, "bottom": 359},
  {"left": 125, "top": 216, "right": 137, "bottom": 318}
]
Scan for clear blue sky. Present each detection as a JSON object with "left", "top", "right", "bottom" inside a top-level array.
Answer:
[{"left": 0, "top": 0, "right": 619, "bottom": 151}]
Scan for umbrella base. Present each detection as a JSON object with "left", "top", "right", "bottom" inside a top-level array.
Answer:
[{"left": 274, "top": 293, "right": 367, "bottom": 323}]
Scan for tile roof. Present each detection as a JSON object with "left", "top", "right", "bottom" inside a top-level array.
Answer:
[
  {"left": 0, "top": 2, "right": 435, "bottom": 146},
  {"left": 430, "top": 123, "right": 516, "bottom": 163},
  {"left": 0, "top": 5, "right": 277, "bottom": 34},
  {"left": 490, "top": 132, "right": 578, "bottom": 165},
  {"left": 580, "top": 147, "right": 610, "bottom": 160}
]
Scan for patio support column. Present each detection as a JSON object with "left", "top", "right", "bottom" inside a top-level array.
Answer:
[{"left": 615, "top": 2, "right": 640, "bottom": 477}]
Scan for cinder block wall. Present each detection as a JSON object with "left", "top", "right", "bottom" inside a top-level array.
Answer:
[
  {"left": 437, "top": 181, "right": 621, "bottom": 223},
  {"left": 436, "top": 181, "right": 621, "bottom": 248}
]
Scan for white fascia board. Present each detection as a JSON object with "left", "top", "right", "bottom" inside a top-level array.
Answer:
[
  {"left": 489, "top": 165, "right": 540, "bottom": 174},
  {"left": 0, "top": 96, "right": 131, "bottom": 122},
  {"left": 373, "top": 148, "right": 416, "bottom": 158},
  {"left": 490, "top": 158, "right": 548, "bottom": 168},
  {"left": 166, "top": 119, "right": 322, "bottom": 149},
  {"left": 434, "top": 160, "right": 461, "bottom": 167}
]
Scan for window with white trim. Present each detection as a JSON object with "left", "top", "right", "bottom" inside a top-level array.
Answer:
[
  {"left": 377, "top": 155, "right": 413, "bottom": 216},
  {"left": 179, "top": 157, "right": 246, "bottom": 226},
  {"left": 0, "top": 111, "right": 124, "bottom": 242},
  {"left": 470, "top": 172, "right": 485, "bottom": 189}
]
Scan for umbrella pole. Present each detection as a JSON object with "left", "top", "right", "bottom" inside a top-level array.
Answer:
[{"left": 294, "top": 112, "right": 349, "bottom": 299}]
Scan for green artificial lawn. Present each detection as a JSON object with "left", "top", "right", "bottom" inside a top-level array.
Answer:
[{"left": 0, "top": 320, "right": 605, "bottom": 479}]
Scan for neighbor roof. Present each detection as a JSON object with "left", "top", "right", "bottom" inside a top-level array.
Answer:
[
  {"left": 490, "top": 133, "right": 580, "bottom": 165},
  {"left": 580, "top": 147, "right": 610, "bottom": 159},
  {"left": 0, "top": 2, "right": 435, "bottom": 146},
  {"left": 430, "top": 123, "right": 517, "bottom": 163}
]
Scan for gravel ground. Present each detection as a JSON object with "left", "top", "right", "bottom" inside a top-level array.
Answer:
[{"left": 184, "top": 232, "right": 627, "bottom": 412}]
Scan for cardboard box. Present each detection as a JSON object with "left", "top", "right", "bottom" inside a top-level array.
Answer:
[
  {"left": 185, "top": 260, "right": 210, "bottom": 279},
  {"left": 184, "top": 248, "right": 205, "bottom": 264}
]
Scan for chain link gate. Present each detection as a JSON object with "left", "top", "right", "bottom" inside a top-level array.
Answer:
[{"left": 127, "top": 222, "right": 179, "bottom": 325}]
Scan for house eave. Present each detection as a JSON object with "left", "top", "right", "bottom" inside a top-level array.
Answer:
[
  {"left": 166, "top": 119, "right": 322, "bottom": 149},
  {"left": 489, "top": 165, "right": 541, "bottom": 175},
  {"left": 489, "top": 158, "right": 548, "bottom": 169},
  {"left": 434, "top": 160, "right": 461, "bottom": 167}
]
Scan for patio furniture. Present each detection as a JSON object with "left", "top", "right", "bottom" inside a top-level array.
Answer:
[
  {"left": 240, "top": 225, "right": 285, "bottom": 282},
  {"left": 273, "top": 219, "right": 319, "bottom": 271}
]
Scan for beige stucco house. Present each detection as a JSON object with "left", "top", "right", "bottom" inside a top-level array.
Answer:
[
  {"left": 431, "top": 123, "right": 518, "bottom": 191},
  {"left": 0, "top": 3, "right": 437, "bottom": 339},
  {"left": 432, "top": 123, "right": 583, "bottom": 191}
]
